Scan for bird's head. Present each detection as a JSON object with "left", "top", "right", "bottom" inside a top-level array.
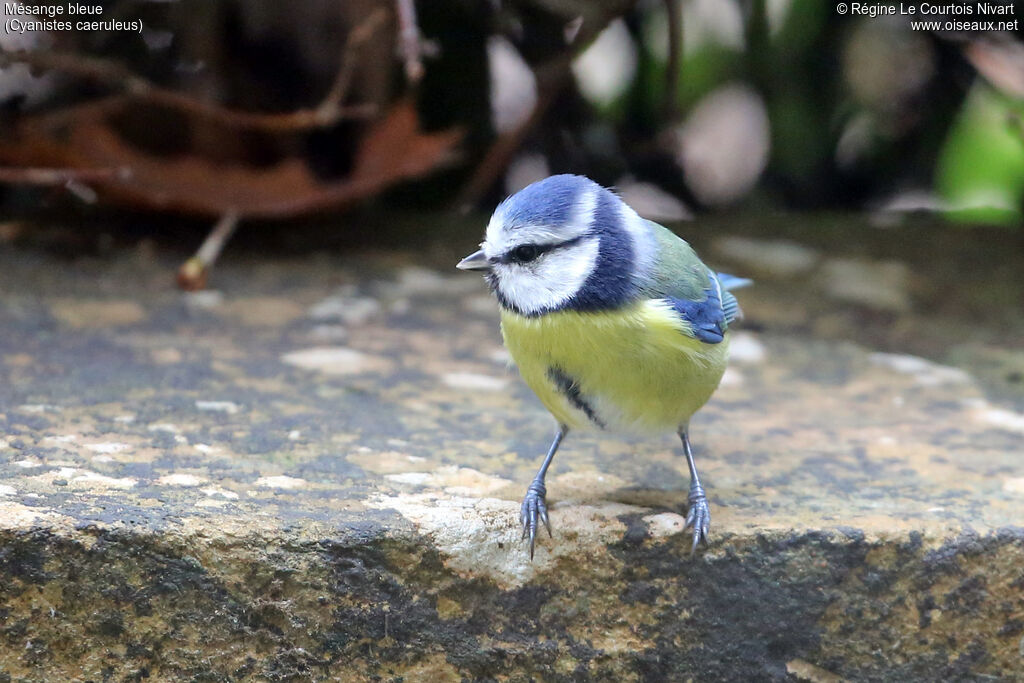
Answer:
[{"left": 457, "top": 174, "right": 652, "bottom": 316}]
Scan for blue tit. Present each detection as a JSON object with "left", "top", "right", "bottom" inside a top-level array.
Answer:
[{"left": 457, "top": 174, "right": 751, "bottom": 557}]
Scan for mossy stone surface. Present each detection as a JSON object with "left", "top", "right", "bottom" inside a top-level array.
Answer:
[{"left": 0, "top": 236, "right": 1022, "bottom": 681}]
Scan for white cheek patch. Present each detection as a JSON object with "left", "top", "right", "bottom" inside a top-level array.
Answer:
[
  {"left": 494, "top": 238, "right": 600, "bottom": 315},
  {"left": 618, "top": 200, "right": 656, "bottom": 280}
]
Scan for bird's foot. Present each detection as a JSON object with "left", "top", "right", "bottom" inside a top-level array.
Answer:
[
  {"left": 684, "top": 483, "right": 710, "bottom": 555},
  {"left": 520, "top": 478, "right": 551, "bottom": 559}
]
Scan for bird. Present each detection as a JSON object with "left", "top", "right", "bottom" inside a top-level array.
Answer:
[{"left": 456, "top": 174, "right": 751, "bottom": 558}]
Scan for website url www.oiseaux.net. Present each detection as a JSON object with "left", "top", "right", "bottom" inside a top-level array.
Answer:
[{"left": 910, "top": 18, "right": 1019, "bottom": 28}]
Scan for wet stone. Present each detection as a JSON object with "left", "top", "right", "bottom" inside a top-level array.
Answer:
[{"left": 0, "top": 244, "right": 1022, "bottom": 682}]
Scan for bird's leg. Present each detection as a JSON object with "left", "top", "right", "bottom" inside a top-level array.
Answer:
[
  {"left": 520, "top": 427, "right": 566, "bottom": 559},
  {"left": 679, "top": 429, "right": 710, "bottom": 554}
]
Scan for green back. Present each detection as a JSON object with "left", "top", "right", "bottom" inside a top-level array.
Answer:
[{"left": 640, "top": 220, "right": 712, "bottom": 302}]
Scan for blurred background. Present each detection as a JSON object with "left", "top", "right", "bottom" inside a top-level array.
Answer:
[
  {"left": 2, "top": 0, "right": 1024, "bottom": 222},
  {"left": 3, "top": 0, "right": 1024, "bottom": 224},
  {"left": 1, "top": 0, "right": 1023, "bottom": 402}
]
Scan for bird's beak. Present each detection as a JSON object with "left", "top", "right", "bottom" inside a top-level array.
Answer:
[{"left": 456, "top": 249, "right": 491, "bottom": 271}]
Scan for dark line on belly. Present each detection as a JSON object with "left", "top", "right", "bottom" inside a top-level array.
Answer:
[{"left": 547, "top": 366, "right": 606, "bottom": 429}]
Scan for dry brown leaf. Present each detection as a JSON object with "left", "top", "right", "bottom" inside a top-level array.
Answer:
[{"left": 0, "top": 98, "right": 462, "bottom": 218}]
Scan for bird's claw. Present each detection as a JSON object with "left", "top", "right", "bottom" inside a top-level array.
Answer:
[
  {"left": 520, "top": 478, "right": 550, "bottom": 559},
  {"left": 684, "top": 483, "right": 710, "bottom": 556}
]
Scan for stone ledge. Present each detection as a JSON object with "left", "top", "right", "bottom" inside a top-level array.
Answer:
[
  {"left": 1, "top": 521, "right": 1022, "bottom": 680},
  {"left": 1, "top": 247, "right": 1022, "bottom": 680}
]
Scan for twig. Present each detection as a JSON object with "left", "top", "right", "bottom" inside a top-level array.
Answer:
[
  {"left": 141, "top": 89, "right": 376, "bottom": 132},
  {"left": 0, "top": 165, "right": 129, "bottom": 205},
  {"left": 176, "top": 211, "right": 240, "bottom": 291},
  {"left": 453, "top": 66, "right": 567, "bottom": 213},
  {"left": 454, "top": 43, "right": 593, "bottom": 213},
  {"left": 0, "top": 50, "right": 375, "bottom": 131},
  {"left": 453, "top": 13, "right": 621, "bottom": 211},
  {"left": 395, "top": 0, "right": 426, "bottom": 83},
  {"left": 0, "top": 166, "right": 130, "bottom": 185},
  {"left": 317, "top": 7, "right": 391, "bottom": 122},
  {"left": 663, "top": 0, "right": 682, "bottom": 120},
  {"left": 0, "top": 50, "right": 146, "bottom": 90},
  {"left": 0, "top": 8, "right": 391, "bottom": 133}
]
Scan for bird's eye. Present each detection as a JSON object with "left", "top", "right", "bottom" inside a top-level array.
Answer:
[{"left": 511, "top": 245, "right": 541, "bottom": 263}]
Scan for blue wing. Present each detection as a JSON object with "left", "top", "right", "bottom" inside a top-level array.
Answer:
[
  {"left": 665, "top": 269, "right": 751, "bottom": 345},
  {"left": 640, "top": 220, "right": 752, "bottom": 345}
]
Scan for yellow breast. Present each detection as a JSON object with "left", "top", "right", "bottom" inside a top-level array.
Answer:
[{"left": 500, "top": 300, "right": 729, "bottom": 433}]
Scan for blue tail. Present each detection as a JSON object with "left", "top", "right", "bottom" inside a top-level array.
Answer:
[
  {"left": 716, "top": 272, "right": 753, "bottom": 291},
  {"left": 712, "top": 271, "right": 751, "bottom": 325}
]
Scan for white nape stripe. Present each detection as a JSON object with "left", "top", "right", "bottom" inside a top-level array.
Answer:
[
  {"left": 568, "top": 186, "right": 598, "bottom": 238},
  {"left": 493, "top": 236, "right": 600, "bottom": 315},
  {"left": 618, "top": 200, "right": 657, "bottom": 282}
]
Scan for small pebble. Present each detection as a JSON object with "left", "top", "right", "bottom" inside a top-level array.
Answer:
[
  {"left": 820, "top": 258, "right": 911, "bottom": 312},
  {"left": 195, "top": 400, "right": 241, "bottom": 414},
  {"left": 442, "top": 372, "right": 508, "bottom": 392},
  {"left": 281, "top": 347, "right": 389, "bottom": 375}
]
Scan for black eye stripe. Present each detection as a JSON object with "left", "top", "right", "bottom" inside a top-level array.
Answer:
[
  {"left": 500, "top": 235, "right": 585, "bottom": 264},
  {"left": 511, "top": 245, "right": 541, "bottom": 263}
]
